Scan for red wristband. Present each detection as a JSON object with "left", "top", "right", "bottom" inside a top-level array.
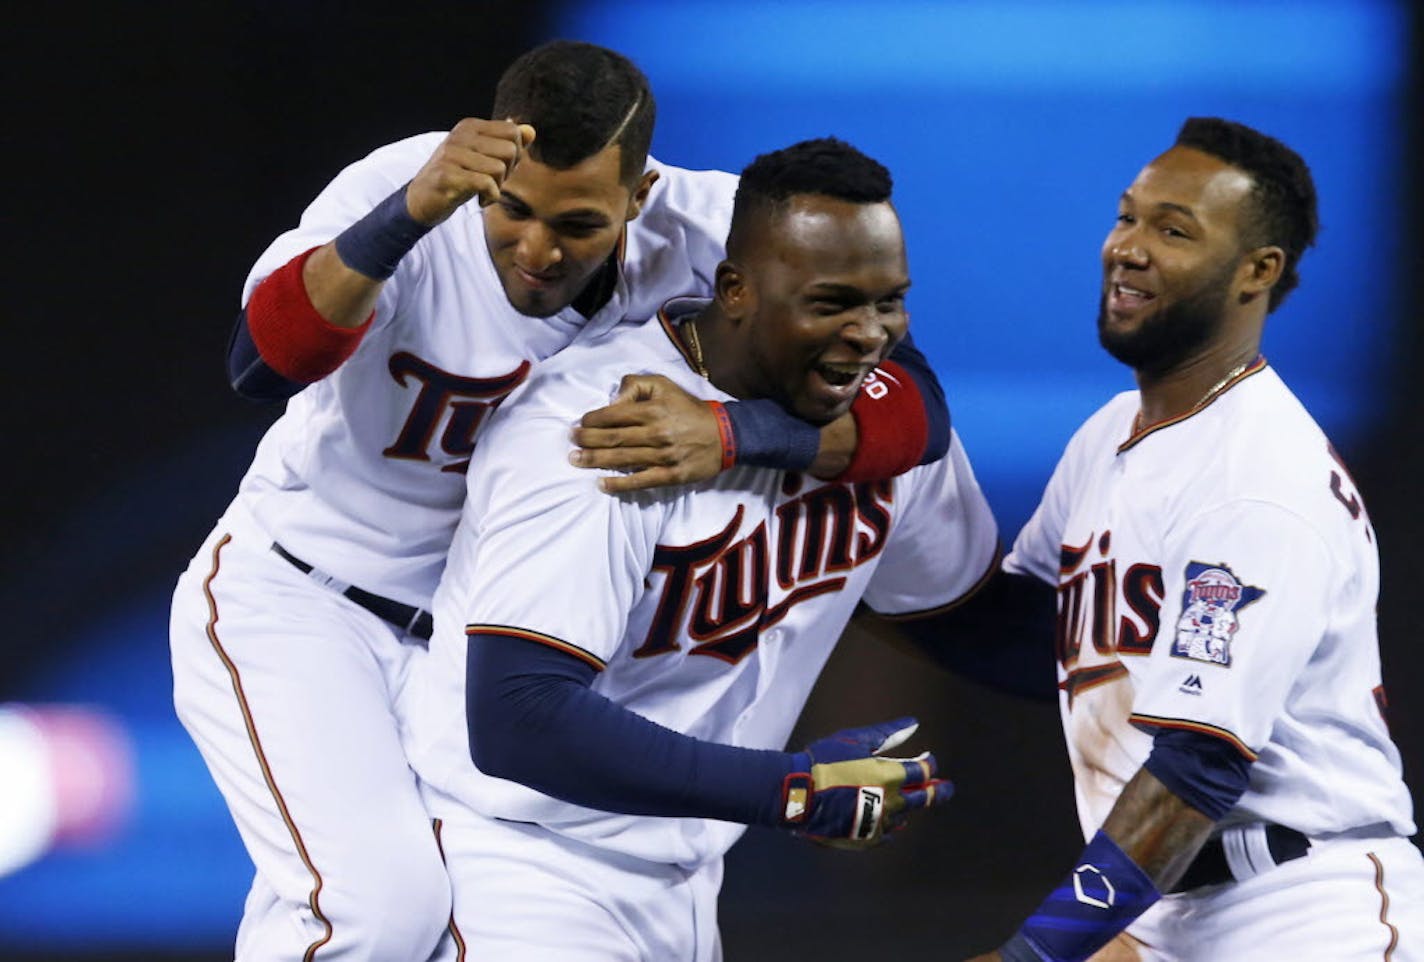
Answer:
[
  {"left": 245, "top": 247, "right": 374, "bottom": 383},
  {"left": 839, "top": 361, "right": 930, "bottom": 482},
  {"left": 707, "top": 400, "right": 737, "bottom": 471}
]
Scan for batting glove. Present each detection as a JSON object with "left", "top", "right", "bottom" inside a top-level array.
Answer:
[{"left": 779, "top": 717, "right": 952, "bottom": 849}]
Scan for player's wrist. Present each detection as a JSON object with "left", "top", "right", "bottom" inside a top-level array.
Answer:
[
  {"left": 776, "top": 752, "right": 816, "bottom": 828},
  {"left": 705, "top": 400, "right": 737, "bottom": 471},
  {"left": 334, "top": 183, "right": 434, "bottom": 281},
  {"left": 721, "top": 398, "right": 820, "bottom": 471},
  {"left": 1012, "top": 830, "right": 1160, "bottom": 962}
]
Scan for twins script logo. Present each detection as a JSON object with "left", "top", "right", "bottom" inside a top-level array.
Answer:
[
  {"left": 382, "top": 352, "right": 530, "bottom": 474},
  {"left": 633, "top": 477, "right": 895, "bottom": 665},
  {"left": 1171, "top": 562, "right": 1265, "bottom": 666}
]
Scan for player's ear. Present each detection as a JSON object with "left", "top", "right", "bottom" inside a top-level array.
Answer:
[
  {"left": 624, "top": 169, "right": 660, "bottom": 221},
  {"left": 1237, "top": 245, "right": 1284, "bottom": 303},
  {"left": 715, "top": 260, "right": 751, "bottom": 320}
]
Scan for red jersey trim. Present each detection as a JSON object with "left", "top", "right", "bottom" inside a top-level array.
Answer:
[
  {"left": 1368, "top": 852, "right": 1401, "bottom": 960},
  {"left": 655, "top": 304, "right": 705, "bottom": 377},
  {"left": 466, "top": 624, "right": 607, "bottom": 672},
  {"left": 1117, "top": 355, "right": 1268, "bottom": 454},
  {"left": 1129, "top": 712, "right": 1258, "bottom": 762},
  {"left": 201, "top": 534, "right": 334, "bottom": 959}
]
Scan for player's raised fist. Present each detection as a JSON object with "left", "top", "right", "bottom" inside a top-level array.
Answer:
[
  {"left": 405, "top": 118, "right": 537, "bottom": 226},
  {"left": 779, "top": 717, "right": 953, "bottom": 850}
]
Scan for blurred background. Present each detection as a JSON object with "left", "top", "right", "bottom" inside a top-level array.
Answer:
[{"left": 4, "top": 0, "right": 1419, "bottom": 958}]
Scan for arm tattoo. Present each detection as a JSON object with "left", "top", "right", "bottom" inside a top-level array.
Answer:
[{"left": 1102, "top": 766, "right": 1215, "bottom": 890}]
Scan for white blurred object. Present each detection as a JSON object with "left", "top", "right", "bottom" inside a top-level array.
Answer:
[{"left": 0, "top": 704, "right": 135, "bottom": 878}]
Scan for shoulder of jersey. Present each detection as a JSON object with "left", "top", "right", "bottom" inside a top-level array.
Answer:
[
  {"left": 1066, "top": 389, "right": 1140, "bottom": 453},
  {"left": 637, "top": 157, "right": 738, "bottom": 230},
  {"left": 1216, "top": 368, "right": 1340, "bottom": 498},
  {"left": 502, "top": 315, "right": 690, "bottom": 420},
  {"left": 334, "top": 131, "right": 449, "bottom": 188}
]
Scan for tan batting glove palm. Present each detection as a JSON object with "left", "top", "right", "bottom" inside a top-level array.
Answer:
[{"left": 780, "top": 717, "right": 953, "bottom": 850}]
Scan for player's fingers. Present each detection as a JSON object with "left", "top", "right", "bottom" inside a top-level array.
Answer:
[
  {"left": 897, "top": 751, "right": 937, "bottom": 787},
  {"left": 867, "top": 717, "right": 919, "bottom": 755},
  {"left": 898, "top": 776, "right": 954, "bottom": 812},
  {"left": 597, "top": 466, "right": 686, "bottom": 494},
  {"left": 610, "top": 374, "right": 673, "bottom": 406},
  {"left": 578, "top": 405, "right": 654, "bottom": 431},
  {"left": 569, "top": 446, "right": 673, "bottom": 472},
  {"left": 571, "top": 425, "right": 671, "bottom": 454},
  {"left": 449, "top": 117, "right": 525, "bottom": 150}
]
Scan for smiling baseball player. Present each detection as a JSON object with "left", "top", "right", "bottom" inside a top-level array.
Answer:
[
  {"left": 961, "top": 118, "right": 1424, "bottom": 962},
  {"left": 403, "top": 137, "right": 996, "bottom": 961},
  {"left": 168, "top": 41, "right": 952, "bottom": 962}
]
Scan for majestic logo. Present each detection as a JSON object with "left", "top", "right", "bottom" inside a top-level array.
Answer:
[
  {"left": 1171, "top": 562, "right": 1265, "bottom": 666},
  {"left": 1179, "top": 674, "right": 1204, "bottom": 695}
]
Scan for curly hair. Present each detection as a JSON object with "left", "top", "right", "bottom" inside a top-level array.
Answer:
[
  {"left": 492, "top": 40, "right": 655, "bottom": 184},
  {"left": 727, "top": 137, "right": 893, "bottom": 258},
  {"left": 1175, "top": 117, "right": 1319, "bottom": 312}
]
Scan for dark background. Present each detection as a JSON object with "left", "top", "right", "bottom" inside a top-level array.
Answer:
[{"left": 4, "top": 2, "right": 1419, "bottom": 959}]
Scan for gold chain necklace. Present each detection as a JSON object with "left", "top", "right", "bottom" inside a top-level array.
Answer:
[
  {"left": 1134, "top": 357, "right": 1253, "bottom": 434},
  {"left": 684, "top": 319, "right": 709, "bottom": 378}
]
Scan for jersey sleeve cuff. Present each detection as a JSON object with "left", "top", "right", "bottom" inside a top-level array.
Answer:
[
  {"left": 466, "top": 625, "right": 607, "bottom": 672},
  {"left": 1129, "top": 713, "right": 1258, "bottom": 762}
]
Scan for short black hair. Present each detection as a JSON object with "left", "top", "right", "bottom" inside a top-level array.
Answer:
[
  {"left": 1174, "top": 117, "right": 1319, "bottom": 312},
  {"left": 727, "top": 137, "right": 893, "bottom": 258},
  {"left": 492, "top": 40, "right": 655, "bottom": 184}
]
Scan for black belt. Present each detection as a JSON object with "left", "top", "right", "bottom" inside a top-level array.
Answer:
[
  {"left": 272, "top": 543, "right": 433, "bottom": 641},
  {"left": 1170, "top": 823, "right": 1310, "bottom": 893}
]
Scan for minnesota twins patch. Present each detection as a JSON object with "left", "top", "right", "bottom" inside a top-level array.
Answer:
[{"left": 1171, "top": 562, "right": 1265, "bottom": 666}]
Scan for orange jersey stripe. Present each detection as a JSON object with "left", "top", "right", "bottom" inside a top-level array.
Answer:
[
  {"left": 1128, "top": 712, "right": 1258, "bottom": 762},
  {"left": 466, "top": 624, "right": 607, "bottom": 672},
  {"left": 1118, "top": 356, "right": 1268, "bottom": 453}
]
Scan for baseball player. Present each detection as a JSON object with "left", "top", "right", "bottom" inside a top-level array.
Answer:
[
  {"left": 402, "top": 137, "right": 996, "bottom": 961},
  {"left": 169, "top": 40, "right": 950, "bottom": 962},
  {"left": 956, "top": 118, "right": 1424, "bottom": 961}
]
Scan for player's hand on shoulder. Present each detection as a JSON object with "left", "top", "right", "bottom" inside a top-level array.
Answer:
[
  {"left": 406, "top": 118, "right": 536, "bottom": 225},
  {"left": 570, "top": 374, "right": 725, "bottom": 494},
  {"left": 779, "top": 717, "right": 952, "bottom": 850}
]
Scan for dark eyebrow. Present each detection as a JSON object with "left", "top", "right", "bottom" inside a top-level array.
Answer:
[
  {"left": 806, "top": 281, "right": 912, "bottom": 298},
  {"left": 552, "top": 209, "right": 613, "bottom": 225},
  {"left": 500, "top": 189, "right": 611, "bottom": 225},
  {"left": 1121, "top": 191, "right": 1199, "bottom": 223},
  {"left": 1154, "top": 201, "right": 1200, "bottom": 223}
]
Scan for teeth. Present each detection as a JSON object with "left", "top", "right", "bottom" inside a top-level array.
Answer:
[
  {"left": 1116, "top": 284, "right": 1151, "bottom": 298},
  {"left": 816, "top": 363, "right": 861, "bottom": 387}
]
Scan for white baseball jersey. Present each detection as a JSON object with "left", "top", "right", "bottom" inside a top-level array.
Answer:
[
  {"left": 1004, "top": 360, "right": 1416, "bottom": 842},
  {"left": 236, "top": 133, "right": 737, "bottom": 607},
  {"left": 405, "top": 304, "right": 999, "bottom": 869}
]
